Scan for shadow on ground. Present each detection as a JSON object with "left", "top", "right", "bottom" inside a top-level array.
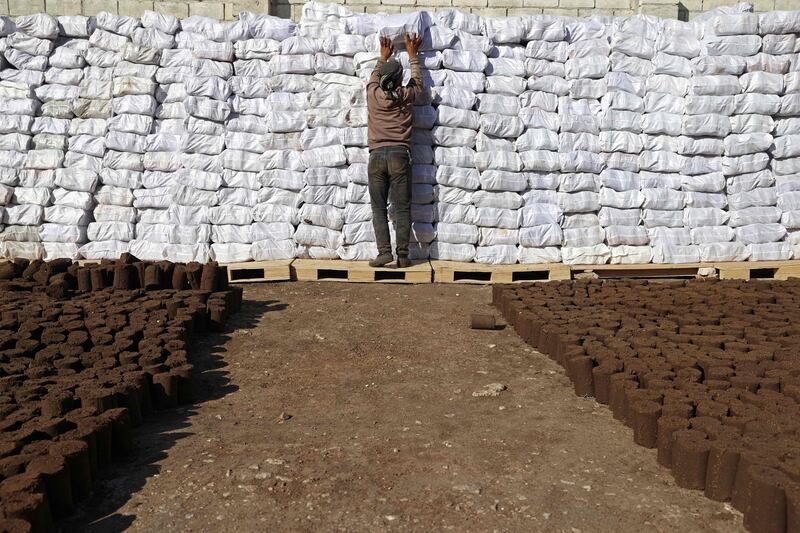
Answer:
[{"left": 60, "top": 298, "right": 288, "bottom": 533}]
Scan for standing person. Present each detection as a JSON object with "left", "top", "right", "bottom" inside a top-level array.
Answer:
[{"left": 366, "top": 32, "right": 424, "bottom": 268}]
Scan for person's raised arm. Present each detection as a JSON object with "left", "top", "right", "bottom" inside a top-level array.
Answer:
[
  {"left": 404, "top": 33, "right": 424, "bottom": 98},
  {"left": 369, "top": 36, "right": 394, "bottom": 86}
]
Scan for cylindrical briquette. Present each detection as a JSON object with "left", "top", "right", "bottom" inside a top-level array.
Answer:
[
  {"left": 742, "top": 465, "right": 788, "bottom": 533},
  {"left": 631, "top": 400, "right": 661, "bottom": 449},
  {"left": 470, "top": 314, "right": 496, "bottom": 330}
]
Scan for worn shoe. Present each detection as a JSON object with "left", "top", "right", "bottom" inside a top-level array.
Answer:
[
  {"left": 369, "top": 253, "right": 393, "bottom": 268},
  {"left": 397, "top": 256, "right": 412, "bottom": 269}
]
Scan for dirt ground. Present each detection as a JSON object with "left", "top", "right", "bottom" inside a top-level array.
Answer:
[{"left": 64, "top": 282, "right": 745, "bottom": 533}]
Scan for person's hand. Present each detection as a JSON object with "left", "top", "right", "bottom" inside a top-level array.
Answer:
[
  {"left": 380, "top": 36, "right": 393, "bottom": 61},
  {"left": 404, "top": 33, "right": 423, "bottom": 58}
]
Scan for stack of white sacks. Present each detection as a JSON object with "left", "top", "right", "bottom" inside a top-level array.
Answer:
[
  {"left": 40, "top": 16, "right": 93, "bottom": 261},
  {"left": 184, "top": 17, "right": 244, "bottom": 263},
  {"left": 0, "top": 5, "right": 799, "bottom": 265},
  {"left": 703, "top": 12, "right": 781, "bottom": 262},
  {"left": 473, "top": 24, "right": 525, "bottom": 265},
  {"left": 599, "top": 17, "right": 650, "bottom": 264},
  {"left": 0, "top": 18, "right": 18, "bottom": 258},
  {"left": 640, "top": 19, "right": 692, "bottom": 263},
  {"left": 700, "top": 13, "right": 768, "bottom": 261},
  {"left": 88, "top": 13, "right": 149, "bottom": 260},
  {"left": 645, "top": 18, "right": 696, "bottom": 264},
  {"left": 558, "top": 18, "right": 609, "bottom": 265},
  {"left": 517, "top": 16, "right": 565, "bottom": 264},
  {"left": 2, "top": 14, "right": 64, "bottom": 261},
  {"left": 287, "top": 34, "right": 346, "bottom": 260},
  {"left": 130, "top": 10, "right": 181, "bottom": 262},
  {"left": 232, "top": 13, "right": 297, "bottom": 261},
  {"left": 424, "top": 11, "right": 479, "bottom": 263},
  {"left": 768, "top": 12, "right": 800, "bottom": 257}
]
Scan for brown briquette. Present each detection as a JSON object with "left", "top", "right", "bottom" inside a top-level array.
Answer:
[
  {"left": 207, "top": 303, "right": 227, "bottom": 332},
  {"left": 170, "top": 265, "right": 188, "bottom": 290},
  {"left": 143, "top": 265, "right": 161, "bottom": 291},
  {"left": 77, "top": 387, "right": 117, "bottom": 413},
  {"left": 732, "top": 451, "right": 782, "bottom": 514},
  {"left": 170, "top": 365, "right": 195, "bottom": 404},
  {"left": 566, "top": 356, "right": 594, "bottom": 397},
  {"left": 97, "top": 408, "right": 133, "bottom": 457},
  {"left": 26, "top": 454, "right": 73, "bottom": 518},
  {"left": 133, "top": 262, "right": 146, "bottom": 290},
  {"left": 608, "top": 374, "right": 638, "bottom": 423},
  {"left": 48, "top": 440, "right": 92, "bottom": 503},
  {"left": 671, "top": 430, "right": 711, "bottom": 490},
  {"left": 786, "top": 482, "right": 800, "bottom": 533},
  {"left": 118, "top": 351, "right": 140, "bottom": 367},
  {"left": 0, "top": 518, "right": 33, "bottom": 532},
  {"left": 0, "top": 475, "right": 53, "bottom": 533},
  {"left": 656, "top": 416, "right": 690, "bottom": 468},
  {"left": 742, "top": 466, "right": 789, "bottom": 533},
  {"left": 185, "top": 263, "right": 203, "bottom": 290},
  {"left": 695, "top": 400, "right": 729, "bottom": 419},
  {"left": 76, "top": 417, "right": 111, "bottom": 470},
  {"left": 704, "top": 438, "right": 743, "bottom": 503},
  {"left": 631, "top": 400, "right": 661, "bottom": 449},
  {"left": 113, "top": 382, "right": 142, "bottom": 427},
  {"left": 39, "top": 391, "right": 73, "bottom": 419},
  {"left": 69, "top": 424, "right": 98, "bottom": 480},
  {"left": 0, "top": 261, "right": 18, "bottom": 281},
  {"left": 112, "top": 265, "right": 133, "bottom": 291},
  {"left": 200, "top": 262, "right": 218, "bottom": 291},
  {"left": 150, "top": 372, "right": 178, "bottom": 409},
  {"left": 590, "top": 364, "right": 617, "bottom": 405},
  {"left": 89, "top": 267, "right": 106, "bottom": 292},
  {"left": 157, "top": 261, "right": 174, "bottom": 288},
  {"left": 124, "top": 371, "right": 152, "bottom": 416},
  {"left": 76, "top": 268, "right": 92, "bottom": 293}
]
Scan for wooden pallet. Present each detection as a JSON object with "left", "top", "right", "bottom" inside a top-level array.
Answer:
[
  {"left": 292, "top": 259, "right": 432, "bottom": 283},
  {"left": 431, "top": 261, "right": 570, "bottom": 284},
  {"left": 224, "top": 260, "right": 293, "bottom": 283},
  {"left": 715, "top": 260, "right": 800, "bottom": 280},
  {"left": 570, "top": 262, "right": 713, "bottom": 279}
]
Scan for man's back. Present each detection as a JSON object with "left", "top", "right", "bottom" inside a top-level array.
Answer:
[{"left": 366, "top": 54, "right": 423, "bottom": 150}]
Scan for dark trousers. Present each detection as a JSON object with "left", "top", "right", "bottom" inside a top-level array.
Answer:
[{"left": 368, "top": 146, "right": 412, "bottom": 257}]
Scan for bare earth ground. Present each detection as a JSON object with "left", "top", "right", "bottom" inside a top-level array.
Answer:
[{"left": 64, "top": 282, "right": 745, "bottom": 533}]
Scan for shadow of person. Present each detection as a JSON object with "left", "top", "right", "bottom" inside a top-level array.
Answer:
[{"left": 61, "top": 298, "right": 287, "bottom": 533}]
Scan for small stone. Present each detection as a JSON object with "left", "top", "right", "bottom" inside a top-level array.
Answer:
[
  {"left": 452, "top": 484, "right": 482, "bottom": 495},
  {"left": 277, "top": 412, "right": 292, "bottom": 423},
  {"left": 472, "top": 383, "right": 507, "bottom": 397}
]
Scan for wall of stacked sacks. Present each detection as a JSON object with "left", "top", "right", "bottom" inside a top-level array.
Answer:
[{"left": 0, "top": 5, "right": 799, "bottom": 265}]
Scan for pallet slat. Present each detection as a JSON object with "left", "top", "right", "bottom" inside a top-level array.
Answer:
[
  {"left": 292, "top": 259, "right": 432, "bottom": 283},
  {"left": 715, "top": 260, "right": 800, "bottom": 280},
  {"left": 570, "top": 262, "right": 710, "bottom": 279},
  {"left": 431, "top": 261, "right": 570, "bottom": 284},
  {"left": 225, "top": 260, "right": 293, "bottom": 283}
]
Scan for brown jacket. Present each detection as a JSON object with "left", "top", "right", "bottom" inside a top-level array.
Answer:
[{"left": 367, "top": 57, "right": 423, "bottom": 150}]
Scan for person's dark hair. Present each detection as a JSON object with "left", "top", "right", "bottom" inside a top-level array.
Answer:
[{"left": 379, "top": 59, "right": 404, "bottom": 102}]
